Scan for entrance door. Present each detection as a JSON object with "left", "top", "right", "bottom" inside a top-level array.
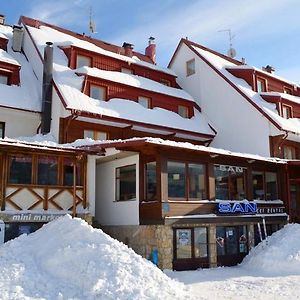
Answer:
[
  {"left": 290, "top": 184, "right": 300, "bottom": 223},
  {"left": 0, "top": 220, "right": 4, "bottom": 244},
  {"left": 216, "top": 225, "right": 248, "bottom": 266}
]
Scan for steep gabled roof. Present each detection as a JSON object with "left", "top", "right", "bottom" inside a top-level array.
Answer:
[{"left": 169, "top": 39, "right": 300, "bottom": 136}]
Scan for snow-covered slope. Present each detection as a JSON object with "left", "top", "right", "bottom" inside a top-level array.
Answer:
[{"left": 0, "top": 215, "right": 190, "bottom": 300}]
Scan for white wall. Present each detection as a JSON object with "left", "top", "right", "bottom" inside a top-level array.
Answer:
[
  {"left": 170, "top": 44, "right": 272, "bottom": 157},
  {"left": 95, "top": 154, "right": 139, "bottom": 225},
  {"left": 0, "top": 108, "right": 40, "bottom": 138}
]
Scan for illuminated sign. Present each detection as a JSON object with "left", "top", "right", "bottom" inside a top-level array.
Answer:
[
  {"left": 218, "top": 165, "right": 244, "bottom": 173},
  {"left": 217, "top": 202, "right": 257, "bottom": 214}
]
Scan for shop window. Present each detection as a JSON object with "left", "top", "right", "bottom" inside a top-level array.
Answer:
[
  {"left": 121, "top": 67, "right": 133, "bottom": 74},
  {"left": 0, "top": 74, "right": 8, "bottom": 85},
  {"left": 84, "top": 130, "right": 107, "bottom": 141},
  {"left": 138, "top": 96, "right": 151, "bottom": 109},
  {"left": 116, "top": 164, "right": 136, "bottom": 201},
  {"left": 76, "top": 55, "right": 91, "bottom": 68},
  {"left": 145, "top": 161, "right": 156, "bottom": 201},
  {"left": 175, "top": 227, "right": 208, "bottom": 260},
  {"left": 283, "top": 145, "right": 296, "bottom": 159},
  {"left": 256, "top": 77, "right": 267, "bottom": 92},
  {"left": 186, "top": 59, "right": 195, "bottom": 76},
  {"left": 168, "top": 161, "right": 207, "bottom": 200},
  {"left": 0, "top": 122, "right": 4, "bottom": 138},
  {"left": 160, "top": 78, "right": 171, "bottom": 86},
  {"left": 90, "top": 85, "right": 106, "bottom": 101},
  {"left": 189, "top": 164, "right": 207, "bottom": 200},
  {"left": 8, "top": 154, "right": 32, "bottom": 184},
  {"left": 178, "top": 105, "right": 189, "bottom": 118},
  {"left": 216, "top": 226, "right": 248, "bottom": 257},
  {"left": 37, "top": 156, "right": 58, "bottom": 185},
  {"left": 214, "top": 165, "right": 245, "bottom": 200},
  {"left": 4, "top": 223, "right": 43, "bottom": 243},
  {"left": 252, "top": 171, "right": 278, "bottom": 200},
  {"left": 282, "top": 105, "right": 292, "bottom": 119},
  {"left": 168, "top": 161, "right": 186, "bottom": 199},
  {"left": 63, "top": 158, "right": 83, "bottom": 186}
]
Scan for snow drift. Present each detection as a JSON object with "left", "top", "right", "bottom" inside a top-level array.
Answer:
[
  {"left": 0, "top": 215, "right": 190, "bottom": 300},
  {"left": 242, "top": 223, "right": 300, "bottom": 276}
]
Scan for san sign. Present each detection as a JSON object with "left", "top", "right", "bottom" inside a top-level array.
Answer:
[{"left": 217, "top": 202, "right": 257, "bottom": 214}]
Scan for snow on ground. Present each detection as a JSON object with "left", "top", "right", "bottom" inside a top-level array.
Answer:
[
  {"left": 0, "top": 215, "right": 191, "bottom": 300},
  {"left": 167, "top": 224, "right": 300, "bottom": 300}
]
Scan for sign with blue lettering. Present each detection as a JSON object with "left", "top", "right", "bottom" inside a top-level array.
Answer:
[{"left": 217, "top": 202, "right": 257, "bottom": 215}]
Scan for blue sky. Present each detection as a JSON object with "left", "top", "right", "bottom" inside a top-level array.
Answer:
[{"left": 2, "top": 0, "right": 300, "bottom": 82}]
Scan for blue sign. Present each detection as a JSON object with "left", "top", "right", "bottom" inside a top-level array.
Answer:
[{"left": 217, "top": 202, "right": 257, "bottom": 214}]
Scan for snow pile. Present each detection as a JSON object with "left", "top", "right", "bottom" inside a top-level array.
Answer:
[
  {"left": 242, "top": 224, "right": 300, "bottom": 276},
  {"left": 0, "top": 215, "right": 190, "bottom": 300}
]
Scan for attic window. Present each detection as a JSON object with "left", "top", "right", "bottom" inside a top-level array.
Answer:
[
  {"left": 84, "top": 130, "right": 108, "bottom": 141},
  {"left": 160, "top": 79, "right": 171, "bottom": 86},
  {"left": 178, "top": 105, "right": 189, "bottom": 118},
  {"left": 283, "top": 145, "right": 296, "bottom": 159},
  {"left": 0, "top": 74, "right": 8, "bottom": 85},
  {"left": 76, "top": 55, "right": 91, "bottom": 68},
  {"left": 256, "top": 77, "right": 267, "bottom": 92},
  {"left": 0, "top": 122, "right": 4, "bottom": 138},
  {"left": 282, "top": 104, "right": 292, "bottom": 119},
  {"left": 121, "top": 67, "right": 133, "bottom": 74},
  {"left": 90, "top": 85, "right": 106, "bottom": 101},
  {"left": 283, "top": 87, "right": 293, "bottom": 95},
  {"left": 138, "top": 96, "right": 151, "bottom": 108},
  {"left": 186, "top": 59, "right": 195, "bottom": 76}
]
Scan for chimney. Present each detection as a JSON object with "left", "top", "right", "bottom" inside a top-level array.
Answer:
[
  {"left": 12, "top": 25, "right": 24, "bottom": 52},
  {"left": 263, "top": 65, "right": 275, "bottom": 74},
  {"left": 145, "top": 36, "right": 156, "bottom": 64},
  {"left": 122, "top": 42, "right": 134, "bottom": 57},
  {"left": 41, "top": 42, "right": 54, "bottom": 135},
  {"left": 0, "top": 14, "right": 5, "bottom": 25},
  {"left": 241, "top": 57, "right": 246, "bottom": 65}
]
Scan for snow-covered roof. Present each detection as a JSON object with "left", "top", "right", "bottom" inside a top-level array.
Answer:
[
  {"left": 261, "top": 91, "right": 300, "bottom": 105},
  {"left": 25, "top": 23, "right": 215, "bottom": 138},
  {"left": 76, "top": 66, "right": 194, "bottom": 101},
  {"left": 190, "top": 44, "right": 300, "bottom": 135},
  {"left": 0, "top": 25, "right": 41, "bottom": 112},
  {"left": 29, "top": 24, "right": 176, "bottom": 76},
  {"left": 0, "top": 32, "right": 8, "bottom": 39}
]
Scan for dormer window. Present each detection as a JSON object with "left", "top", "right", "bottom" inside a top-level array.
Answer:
[
  {"left": 178, "top": 105, "right": 189, "bottom": 118},
  {"left": 84, "top": 130, "right": 108, "bottom": 140},
  {"left": 0, "top": 122, "right": 4, "bottom": 138},
  {"left": 90, "top": 85, "right": 106, "bottom": 101},
  {"left": 138, "top": 96, "right": 151, "bottom": 108},
  {"left": 282, "top": 104, "right": 292, "bottom": 119},
  {"left": 283, "top": 87, "right": 293, "bottom": 95},
  {"left": 0, "top": 74, "right": 8, "bottom": 85},
  {"left": 186, "top": 59, "right": 195, "bottom": 76},
  {"left": 121, "top": 67, "right": 133, "bottom": 74},
  {"left": 76, "top": 55, "right": 91, "bottom": 68},
  {"left": 160, "top": 79, "right": 171, "bottom": 86},
  {"left": 256, "top": 77, "right": 267, "bottom": 92}
]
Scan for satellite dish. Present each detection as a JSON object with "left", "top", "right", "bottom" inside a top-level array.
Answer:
[{"left": 227, "top": 47, "right": 236, "bottom": 58}]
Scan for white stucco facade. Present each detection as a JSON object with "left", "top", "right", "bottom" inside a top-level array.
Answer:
[
  {"left": 170, "top": 43, "right": 281, "bottom": 157},
  {"left": 95, "top": 153, "right": 139, "bottom": 226}
]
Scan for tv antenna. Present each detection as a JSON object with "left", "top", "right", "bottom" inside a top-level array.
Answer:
[
  {"left": 218, "top": 29, "right": 236, "bottom": 58},
  {"left": 88, "top": 6, "right": 97, "bottom": 34}
]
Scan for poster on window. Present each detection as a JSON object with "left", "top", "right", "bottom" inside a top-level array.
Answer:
[{"left": 178, "top": 230, "right": 190, "bottom": 246}]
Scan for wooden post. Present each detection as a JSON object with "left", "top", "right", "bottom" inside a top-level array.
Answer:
[{"left": 72, "top": 158, "right": 77, "bottom": 218}]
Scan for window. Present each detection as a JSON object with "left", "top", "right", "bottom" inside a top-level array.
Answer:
[
  {"left": 256, "top": 77, "right": 267, "bottom": 92},
  {"left": 283, "top": 87, "right": 293, "bottom": 95},
  {"left": 186, "top": 59, "right": 195, "bottom": 76},
  {"left": 90, "top": 85, "right": 106, "bottom": 101},
  {"left": 160, "top": 79, "right": 171, "bottom": 86},
  {"left": 121, "top": 67, "right": 133, "bottom": 74},
  {"left": 178, "top": 105, "right": 189, "bottom": 118},
  {"left": 116, "top": 164, "right": 136, "bottom": 201},
  {"left": 283, "top": 145, "right": 296, "bottom": 159},
  {"left": 175, "top": 227, "right": 208, "bottom": 259},
  {"left": 84, "top": 130, "right": 108, "bottom": 141},
  {"left": 168, "top": 161, "right": 207, "bottom": 200},
  {"left": 37, "top": 156, "right": 58, "bottom": 185},
  {"left": 282, "top": 105, "right": 292, "bottom": 119},
  {"left": 0, "top": 122, "right": 4, "bottom": 138},
  {"left": 63, "top": 158, "right": 83, "bottom": 186},
  {"left": 76, "top": 55, "right": 91, "bottom": 68},
  {"left": 214, "top": 165, "right": 245, "bottom": 200},
  {"left": 252, "top": 171, "right": 278, "bottom": 200},
  {"left": 138, "top": 96, "right": 151, "bottom": 108},
  {"left": 0, "top": 74, "right": 8, "bottom": 85},
  {"left": 145, "top": 161, "right": 156, "bottom": 201},
  {"left": 8, "top": 155, "right": 32, "bottom": 184}
]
